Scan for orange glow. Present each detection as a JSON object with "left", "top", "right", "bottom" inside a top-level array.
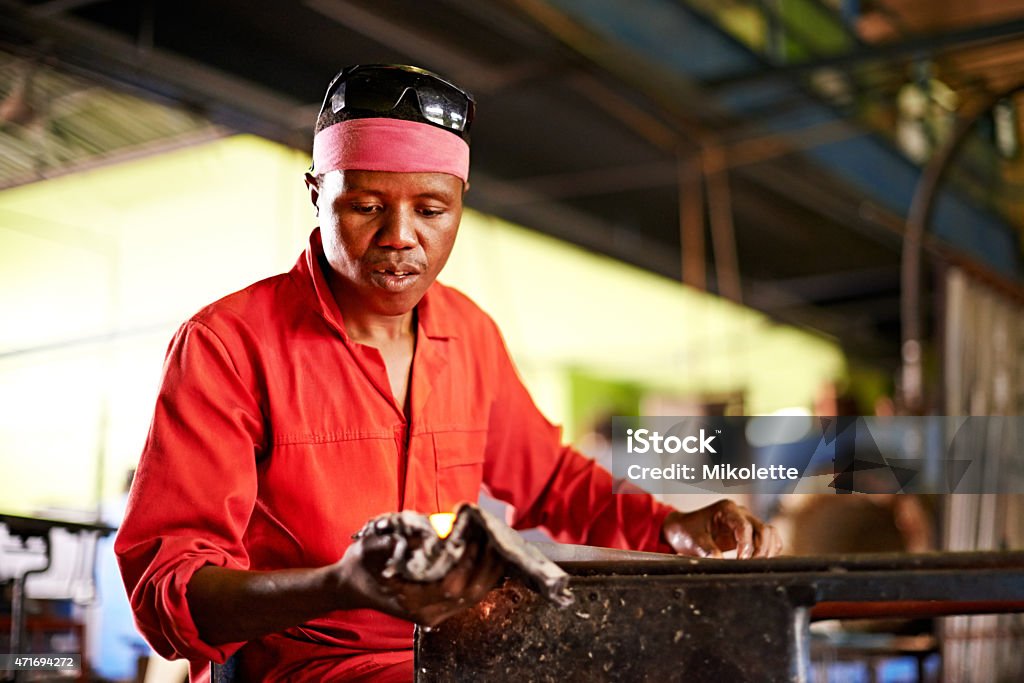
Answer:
[{"left": 429, "top": 512, "right": 456, "bottom": 539}]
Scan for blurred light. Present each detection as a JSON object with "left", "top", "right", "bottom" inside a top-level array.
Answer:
[
  {"left": 745, "top": 408, "right": 812, "bottom": 447},
  {"left": 429, "top": 512, "right": 456, "bottom": 539}
]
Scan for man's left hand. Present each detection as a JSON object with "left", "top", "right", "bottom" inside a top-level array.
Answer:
[{"left": 662, "top": 500, "right": 782, "bottom": 558}]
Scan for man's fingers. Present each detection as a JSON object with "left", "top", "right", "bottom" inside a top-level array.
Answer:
[
  {"left": 467, "top": 545, "right": 498, "bottom": 586},
  {"left": 689, "top": 531, "right": 724, "bottom": 558},
  {"left": 463, "top": 544, "right": 505, "bottom": 601},
  {"left": 664, "top": 501, "right": 782, "bottom": 560},
  {"left": 751, "top": 523, "right": 768, "bottom": 558},
  {"left": 438, "top": 539, "right": 504, "bottom": 606},
  {"left": 663, "top": 510, "right": 722, "bottom": 557},
  {"left": 357, "top": 534, "right": 397, "bottom": 575},
  {"left": 345, "top": 527, "right": 507, "bottom": 627},
  {"left": 752, "top": 523, "right": 767, "bottom": 558},
  {"left": 440, "top": 544, "right": 477, "bottom": 597},
  {"left": 717, "top": 505, "right": 754, "bottom": 559},
  {"left": 770, "top": 525, "right": 784, "bottom": 556},
  {"left": 751, "top": 521, "right": 783, "bottom": 558}
]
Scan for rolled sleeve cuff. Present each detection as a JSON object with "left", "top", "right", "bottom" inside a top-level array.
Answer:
[{"left": 124, "top": 545, "right": 247, "bottom": 664}]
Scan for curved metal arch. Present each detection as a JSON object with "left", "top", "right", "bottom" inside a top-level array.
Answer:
[{"left": 901, "top": 81, "right": 1024, "bottom": 414}]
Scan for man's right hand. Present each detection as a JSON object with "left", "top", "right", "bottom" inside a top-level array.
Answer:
[
  {"left": 331, "top": 530, "right": 507, "bottom": 627},
  {"left": 187, "top": 529, "right": 506, "bottom": 646}
]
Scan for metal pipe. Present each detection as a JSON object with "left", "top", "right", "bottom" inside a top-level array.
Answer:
[
  {"left": 679, "top": 151, "right": 706, "bottom": 290},
  {"left": 704, "top": 145, "right": 743, "bottom": 302},
  {"left": 7, "top": 555, "right": 52, "bottom": 683}
]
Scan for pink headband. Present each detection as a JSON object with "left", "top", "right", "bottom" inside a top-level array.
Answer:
[{"left": 312, "top": 118, "right": 470, "bottom": 182}]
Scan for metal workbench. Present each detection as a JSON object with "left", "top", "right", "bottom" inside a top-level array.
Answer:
[{"left": 415, "top": 546, "right": 1024, "bottom": 682}]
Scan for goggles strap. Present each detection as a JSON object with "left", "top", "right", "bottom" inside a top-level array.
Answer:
[{"left": 312, "top": 118, "right": 470, "bottom": 182}]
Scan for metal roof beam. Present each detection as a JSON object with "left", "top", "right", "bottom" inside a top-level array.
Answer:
[
  {"left": 28, "top": 0, "right": 106, "bottom": 17},
  {"left": 0, "top": 0, "right": 312, "bottom": 145},
  {"left": 304, "top": 0, "right": 536, "bottom": 94},
  {"left": 708, "top": 17, "right": 1024, "bottom": 90}
]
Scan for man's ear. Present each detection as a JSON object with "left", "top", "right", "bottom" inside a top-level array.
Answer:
[{"left": 304, "top": 172, "right": 320, "bottom": 212}]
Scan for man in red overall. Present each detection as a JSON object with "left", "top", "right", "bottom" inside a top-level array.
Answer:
[{"left": 115, "top": 64, "right": 782, "bottom": 682}]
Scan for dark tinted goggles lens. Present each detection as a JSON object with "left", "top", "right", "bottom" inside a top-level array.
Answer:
[{"left": 328, "top": 71, "right": 473, "bottom": 132}]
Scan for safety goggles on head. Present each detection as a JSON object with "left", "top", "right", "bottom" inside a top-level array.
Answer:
[{"left": 316, "top": 64, "right": 475, "bottom": 133}]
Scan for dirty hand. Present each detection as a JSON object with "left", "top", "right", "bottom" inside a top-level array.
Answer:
[
  {"left": 662, "top": 499, "right": 783, "bottom": 558},
  {"left": 332, "top": 529, "right": 507, "bottom": 627}
]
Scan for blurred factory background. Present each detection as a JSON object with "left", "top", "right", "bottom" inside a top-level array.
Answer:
[{"left": 0, "top": 0, "right": 1022, "bottom": 681}]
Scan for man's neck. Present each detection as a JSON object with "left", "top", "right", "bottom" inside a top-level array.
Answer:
[
  {"left": 324, "top": 267, "right": 418, "bottom": 345},
  {"left": 343, "top": 311, "right": 416, "bottom": 346},
  {"left": 334, "top": 298, "right": 418, "bottom": 412}
]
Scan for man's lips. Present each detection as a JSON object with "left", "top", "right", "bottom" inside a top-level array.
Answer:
[
  {"left": 370, "top": 261, "right": 423, "bottom": 276},
  {"left": 368, "top": 261, "right": 425, "bottom": 292}
]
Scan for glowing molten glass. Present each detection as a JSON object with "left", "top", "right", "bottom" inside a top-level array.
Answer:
[{"left": 429, "top": 512, "right": 456, "bottom": 539}]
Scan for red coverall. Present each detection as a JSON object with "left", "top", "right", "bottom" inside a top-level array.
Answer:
[{"left": 115, "top": 229, "right": 673, "bottom": 681}]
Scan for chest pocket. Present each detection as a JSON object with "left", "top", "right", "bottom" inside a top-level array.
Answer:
[{"left": 433, "top": 430, "right": 487, "bottom": 511}]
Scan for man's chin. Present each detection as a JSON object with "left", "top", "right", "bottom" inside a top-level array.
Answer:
[
  {"left": 369, "top": 270, "right": 426, "bottom": 293},
  {"left": 365, "top": 287, "right": 429, "bottom": 317}
]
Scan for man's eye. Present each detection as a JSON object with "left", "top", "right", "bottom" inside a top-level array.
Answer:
[
  {"left": 352, "top": 204, "right": 381, "bottom": 214},
  {"left": 419, "top": 207, "right": 445, "bottom": 217}
]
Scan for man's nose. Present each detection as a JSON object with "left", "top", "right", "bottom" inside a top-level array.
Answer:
[{"left": 375, "top": 207, "right": 418, "bottom": 249}]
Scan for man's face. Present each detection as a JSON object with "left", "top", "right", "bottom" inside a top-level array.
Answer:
[{"left": 310, "top": 169, "right": 463, "bottom": 318}]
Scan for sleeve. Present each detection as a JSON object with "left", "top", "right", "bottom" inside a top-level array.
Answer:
[
  {"left": 114, "top": 319, "right": 264, "bottom": 664},
  {"left": 478, "top": 321, "right": 674, "bottom": 553}
]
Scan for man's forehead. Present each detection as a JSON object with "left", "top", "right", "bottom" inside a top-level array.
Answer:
[{"left": 324, "top": 169, "right": 463, "bottom": 196}]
